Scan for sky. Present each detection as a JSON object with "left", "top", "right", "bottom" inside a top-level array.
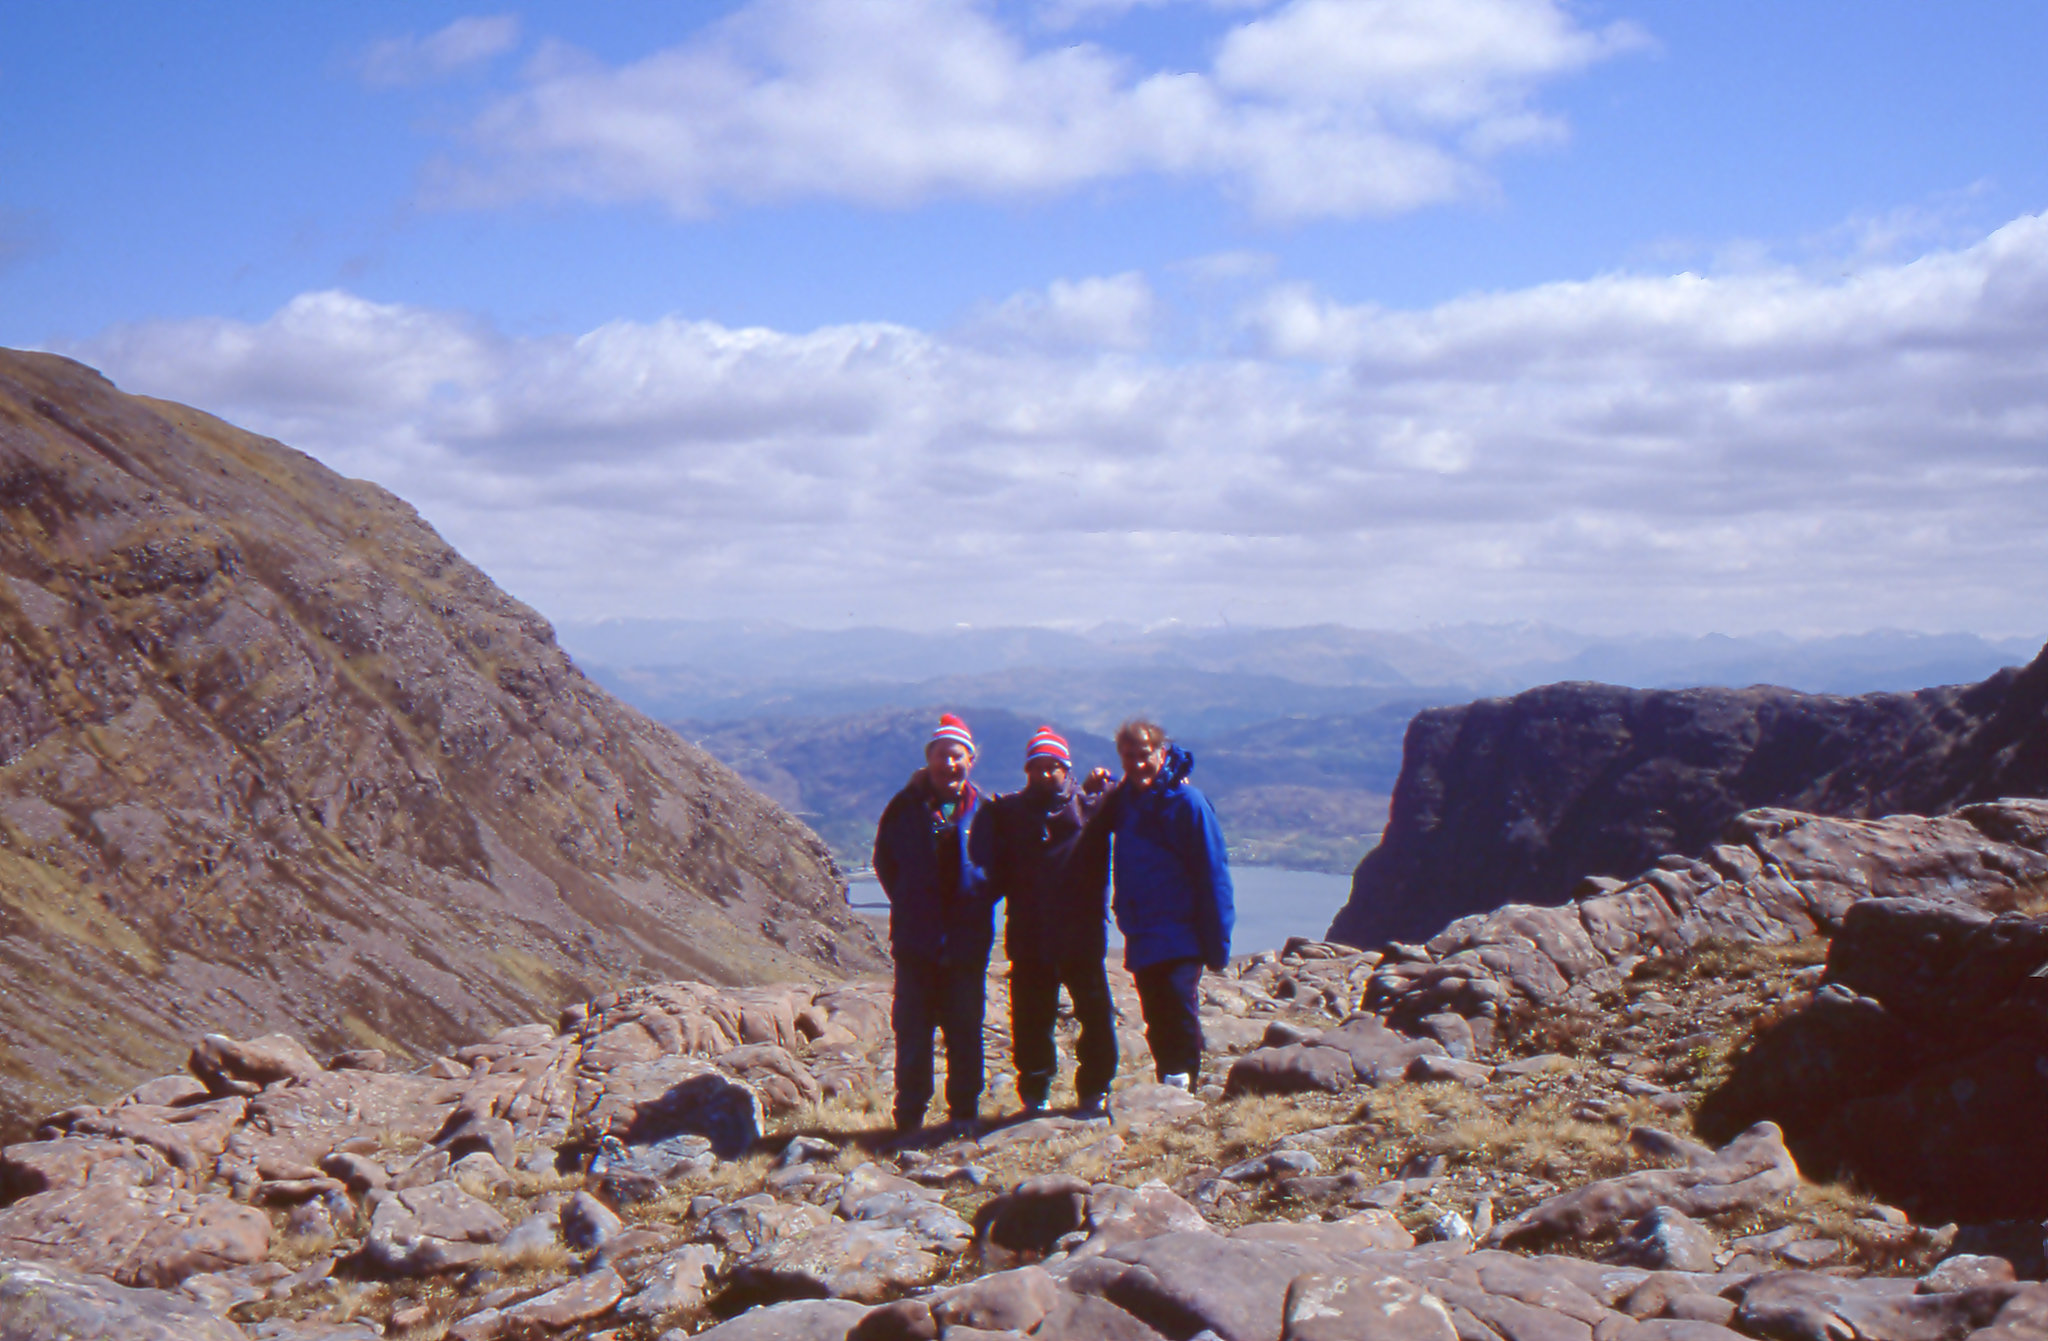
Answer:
[{"left": 4, "top": 1, "right": 2047, "bottom": 637}]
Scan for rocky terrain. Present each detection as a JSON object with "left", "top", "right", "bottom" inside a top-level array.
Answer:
[
  {"left": 0, "top": 797, "right": 2043, "bottom": 1339},
  {"left": 1330, "top": 649, "right": 2048, "bottom": 947},
  {"left": 0, "top": 350, "right": 884, "bottom": 1137}
]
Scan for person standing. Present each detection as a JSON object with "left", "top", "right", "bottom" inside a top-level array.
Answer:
[
  {"left": 1094, "top": 719, "right": 1234, "bottom": 1090},
  {"left": 872, "top": 713, "right": 995, "bottom": 1135},
  {"left": 970, "top": 726, "right": 1118, "bottom": 1118}
]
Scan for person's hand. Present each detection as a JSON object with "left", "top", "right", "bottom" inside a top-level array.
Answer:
[{"left": 1081, "top": 767, "right": 1114, "bottom": 794}]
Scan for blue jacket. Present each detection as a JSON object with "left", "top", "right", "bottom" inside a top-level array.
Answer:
[
  {"left": 872, "top": 777, "right": 995, "bottom": 964},
  {"left": 1100, "top": 746, "right": 1235, "bottom": 971}
]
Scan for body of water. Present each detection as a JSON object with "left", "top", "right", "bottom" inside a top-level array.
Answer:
[{"left": 845, "top": 864, "right": 1353, "bottom": 955}]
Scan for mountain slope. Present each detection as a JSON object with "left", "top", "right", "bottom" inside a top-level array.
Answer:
[{"left": 0, "top": 349, "right": 883, "bottom": 1134}]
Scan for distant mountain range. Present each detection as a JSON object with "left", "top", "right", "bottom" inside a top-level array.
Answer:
[{"left": 565, "top": 619, "right": 2039, "bottom": 875}]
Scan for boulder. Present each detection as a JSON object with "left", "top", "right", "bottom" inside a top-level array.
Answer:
[
  {"left": 618, "top": 1243, "right": 723, "bottom": 1320},
  {"left": 1282, "top": 1270, "right": 1459, "bottom": 1341},
  {"left": 582, "top": 1058, "right": 763, "bottom": 1158},
  {"left": 188, "top": 1034, "right": 322, "bottom": 1095},
  {"left": 1605, "top": 1208, "right": 1719, "bottom": 1273},
  {"left": 364, "top": 1180, "right": 510, "bottom": 1274},
  {"left": 0, "top": 1256, "right": 247, "bottom": 1341},
  {"left": 1489, "top": 1123, "right": 1801, "bottom": 1247},
  {"left": 726, "top": 1220, "right": 941, "bottom": 1304},
  {"left": 1735, "top": 1271, "right": 2019, "bottom": 1341},
  {"left": 0, "top": 1182, "right": 269, "bottom": 1287},
  {"left": 561, "top": 1191, "right": 624, "bottom": 1251},
  {"left": 691, "top": 1297, "right": 872, "bottom": 1340},
  {"left": 931, "top": 1266, "right": 1062, "bottom": 1333},
  {"left": 1070, "top": 1230, "right": 1356, "bottom": 1341},
  {"left": 1069, "top": 1181, "right": 1212, "bottom": 1258},
  {"left": 974, "top": 1175, "right": 1090, "bottom": 1266},
  {"left": 1224, "top": 1045, "right": 1357, "bottom": 1097},
  {"left": 1313, "top": 1016, "right": 1447, "bottom": 1085}
]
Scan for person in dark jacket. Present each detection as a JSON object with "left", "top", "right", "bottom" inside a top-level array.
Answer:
[
  {"left": 1092, "top": 719, "right": 1234, "bottom": 1089},
  {"left": 969, "top": 726, "right": 1117, "bottom": 1118},
  {"left": 872, "top": 713, "right": 995, "bottom": 1134}
]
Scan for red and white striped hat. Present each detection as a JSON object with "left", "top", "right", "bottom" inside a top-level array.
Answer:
[
  {"left": 928, "top": 713, "right": 976, "bottom": 757},
  {"left": 1024, "top": 725, "right": 1071, "bottom": 766}
]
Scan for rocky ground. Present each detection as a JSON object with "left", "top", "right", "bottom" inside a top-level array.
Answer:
[{"left": 0, "top": 799, "right": 2044, "bottom": 1339}]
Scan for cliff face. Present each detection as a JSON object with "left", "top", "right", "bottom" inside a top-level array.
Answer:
[
  {"left": 1327, "top": 647, "right": 2048, "bottom": 948},
  {"left": 0, "top": 349, "right": 884, "bottom": 1133}
]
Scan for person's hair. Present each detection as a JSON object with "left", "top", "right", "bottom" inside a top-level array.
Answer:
[{"left": 1116, "top": 719, "right": 1167, "bottom": 752}]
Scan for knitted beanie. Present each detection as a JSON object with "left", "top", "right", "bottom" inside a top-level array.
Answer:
[
  {"left": 928, "top": 713, "right": 976, "bottom": 757},
  {"left": 1024, "top": 725, "right": 1071, "bottom": 766}
]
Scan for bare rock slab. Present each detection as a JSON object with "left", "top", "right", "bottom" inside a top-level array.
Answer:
[{"left": 0, "top": 1256, "right": 246, "bottom": 1341}]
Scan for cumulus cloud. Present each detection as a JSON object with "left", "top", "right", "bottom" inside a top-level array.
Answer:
[
  {"left": 961, "top": 272, "right": 1159, "bottom": 350},
  {"left": 361, "top": 14, "right": 521, "bottom": 86},
  {"left": 62, "top": 214, "right": 2048, "bottom": 636},
  {"left": 430, "top": 0, "right": 1642, "bottom": 220}
]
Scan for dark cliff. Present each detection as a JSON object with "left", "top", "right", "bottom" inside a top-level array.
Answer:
[
  {"left": 0, "top": 349, "right": 885, "bottom": 1133},
  {"left": 1326, "top": 646, "right": 2048, "bottom": 948}
]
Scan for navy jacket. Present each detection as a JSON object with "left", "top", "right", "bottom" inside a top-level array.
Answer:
[
  {"left": 969, "top": 783, "right": 1110, "bottom": 965},
  {"left": 872, "top": 777, "right": 995, "bottom": 964},
  {"left": 1098, "top": 746, "right": 1235, "bottom": 971}
]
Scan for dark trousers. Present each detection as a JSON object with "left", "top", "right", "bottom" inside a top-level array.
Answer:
[
  {"left": 1010, "top": 955, "right": 1118, "bottom": 1106},
  {"left": 1132, "top": 956, "right": 1206, "bottom": 1082},
  {"left": 892, "top": 952, "right": 988, "bottom": 1127}
]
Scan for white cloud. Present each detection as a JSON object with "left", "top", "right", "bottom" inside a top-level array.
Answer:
[
  {"left": 429, "top": 0, "right": 1641, "bottom": 220},
  {"left": 361, "top": 15, "right": 521, "bottom": 87},
  {"left": 62, "top": 213, "right": 2048, "bottom": 637},
  {"left": 962, "top": 272, "right": 1159, "bottom": 350}
]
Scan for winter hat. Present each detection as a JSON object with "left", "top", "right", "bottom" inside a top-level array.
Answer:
[
  {"left": 1024, "top": 726, "right": 1071, "bottom": 767},
  {"left": 928, "top": 713, "right": 976, "bottom": 757}
]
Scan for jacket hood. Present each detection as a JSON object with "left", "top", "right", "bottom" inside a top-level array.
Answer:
[{"left": 1159, "top": 744, "right": 1195, "bottom": 791}]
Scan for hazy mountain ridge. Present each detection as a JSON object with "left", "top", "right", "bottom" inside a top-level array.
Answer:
[
  {"left": 584, "top": 620, "right": 2035, "bottom": 876},
  {"left": 565, "top": 617, "right": 2036, "bottom": 709}
]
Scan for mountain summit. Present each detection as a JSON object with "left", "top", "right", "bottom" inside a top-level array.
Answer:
[{"left": 0, "top": 349, "right": 883, "bottom": 1134}]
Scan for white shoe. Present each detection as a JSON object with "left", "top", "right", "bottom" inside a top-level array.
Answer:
[{"left": 1162, "top": 1072, "right": 1192, "bottom": 1091}]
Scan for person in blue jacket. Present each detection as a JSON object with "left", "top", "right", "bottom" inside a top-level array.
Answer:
[
  {"left": 872, "top": 713, "right": 995, "bottom": 1135},
  {"left": 1090, "top": 718, "right": 1235, "bottom": 1090}
]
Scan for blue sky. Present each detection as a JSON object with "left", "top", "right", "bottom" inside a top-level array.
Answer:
[{"left": 5, "top": 2, "right": 2047, "bottom": 637}]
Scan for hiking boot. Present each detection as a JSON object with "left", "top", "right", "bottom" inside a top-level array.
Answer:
[
  {"left": 1161, "top": 1072, "right": 1192, "bottom": 1091},
  {"left": 1073, "top": 1092, "right": 1111, "bottom": 1120}
]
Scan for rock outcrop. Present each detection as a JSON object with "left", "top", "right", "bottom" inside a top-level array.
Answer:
[
  {"left": 1699, "top": 894, "right": 2048, "bottom": 1221},
  {"left": 1358, "top": 800, "right": 2048, "bottom": 1049},
  {"left": 0, "top": 349, "right": 884, "bottom": 1134},
  {"left": 1330, "top": 650, "right": 2048, "bottom": 948}
]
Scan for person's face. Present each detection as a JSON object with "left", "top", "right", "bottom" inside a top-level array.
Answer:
[
  {"left": 925, "top": 740, "right": 974, "bottom": 798},
  {"left": 1023, "top": 757, "right": 1069, "bottom": 796},
  {"left": 1118, "top": 737, "right": 1166, "bottom": 788}
]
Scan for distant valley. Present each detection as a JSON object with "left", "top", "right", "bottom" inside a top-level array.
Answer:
[{"left": 567, "top": 619, "right": 2036, "bottom": 875}]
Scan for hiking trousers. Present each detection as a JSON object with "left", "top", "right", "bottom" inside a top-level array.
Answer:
[
  {"left": 1010, "top": 954, "right": 1118, "bottom": 1106},
  {"left": 892, "top": 951, "right": 988, "bottom": 1127},
  {"left": 1132, "top": 955, "right": 1206, "bottom": 1083}
]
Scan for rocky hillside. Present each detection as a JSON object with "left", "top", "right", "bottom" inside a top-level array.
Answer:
[
  {"left": 0, "top": 349, "right": 884, "bottom": 1137},
  {"left": 0, "top": 797, "right": 2043, "bottom": 1338},
  {"left": 1329, "top": 649, "right": 2048, "bottom": 947}
]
